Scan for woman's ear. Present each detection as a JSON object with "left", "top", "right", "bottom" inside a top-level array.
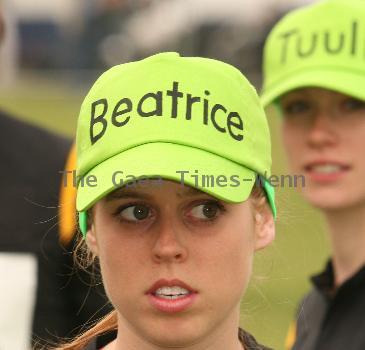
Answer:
[
  {"left": 85, "top": 224, "right": 99, "bottom": 256},
  {"left": 254, "top": 205, "right": 275, "bottom": 251}
]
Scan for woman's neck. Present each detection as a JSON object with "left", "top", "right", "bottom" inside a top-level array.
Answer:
[{"left": 324, "top": 202, "right": 365, "bottom": 287}]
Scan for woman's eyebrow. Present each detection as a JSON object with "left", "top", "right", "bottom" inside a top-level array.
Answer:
[
  {"left": 105, "top": 185, "right": 205, "bottom": 201},
  {"left": 176, "top": 186, "right": 204, "bottom": 198},
  {"left": 105, "top": 190, "right": 153, "bottom": 201}
]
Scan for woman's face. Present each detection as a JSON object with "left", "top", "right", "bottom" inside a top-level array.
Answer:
[
  {"left": 87, "top": 180, "right": 273, "bottom": 347},
  {"left": 280, "top": 87, "right": 365, "bottom": 210}
]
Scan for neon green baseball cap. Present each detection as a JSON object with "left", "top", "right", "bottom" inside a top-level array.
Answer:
[
  {"left": 261, "top": 0, "right": 365, "bottom": 107},
  {"left": 76, "top": 52, "right": 276, "bottom": 225}
]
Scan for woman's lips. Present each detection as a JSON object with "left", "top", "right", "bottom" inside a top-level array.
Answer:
[
  {"left": 304, "top": 161, "right": 351, "bottom": 183},
  {"left": 147, "top": 293, "right": 198, "bottom": 313},
  {"left": 145, "top": 279, "right": 198, "bottom": 313}
]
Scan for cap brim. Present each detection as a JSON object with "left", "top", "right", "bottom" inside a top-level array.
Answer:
[
  {"left": 261, "top": 68, "right": 365, "bottom": 107},
  {"left": 76, "top": 142, "right": 257, "bottom": 211}
]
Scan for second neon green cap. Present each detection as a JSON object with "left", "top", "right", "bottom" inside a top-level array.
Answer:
[{"left": 262, "top": 0, "right": 365, "bottom": 106}]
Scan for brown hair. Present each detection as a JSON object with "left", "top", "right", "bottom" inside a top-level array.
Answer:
[
  {"left": 49, "top": 183, "right": 270, "bottom": 350},
  {"left": 46, "top": 311, "right": 117, "bottom": 350}
]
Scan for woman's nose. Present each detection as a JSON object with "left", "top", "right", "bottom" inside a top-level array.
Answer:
[
  {"left": 307, "top": 112, "right": 338, "bottom": 148},
  {"left": 151, "top": 219, "right": 188, "bottom": 264}
]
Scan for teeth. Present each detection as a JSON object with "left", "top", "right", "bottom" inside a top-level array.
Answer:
[
  {"left": 155, "top": 286, "right": 190, "bottom": 298},
  {"left": 156, "top": 294, "right": 188, "bottom": 300},
  {"left": 311, "top": 164, "right": 341, "bottom": 173}
]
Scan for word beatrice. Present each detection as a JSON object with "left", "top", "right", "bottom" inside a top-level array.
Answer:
[{"left": 89, "top": 81, "right": 244, "bottom": 144}]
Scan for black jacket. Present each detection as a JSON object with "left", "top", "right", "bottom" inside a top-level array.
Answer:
[
  {"left": 291, "top": 260, "right": 365, "bottom": 350},
  {"left": 0, "top": 111, "right": 111, "bottom": 349}
]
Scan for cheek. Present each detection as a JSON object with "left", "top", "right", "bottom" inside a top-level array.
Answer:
[
  {"left": 282, "top": 123, "right": 305, "bottom": 169},
  {"left": 95, "top": 225, "right": 147, "bottom": 308},
  {"left": 336, "top": 128, "right": 365, "bottom": 203},
  {"left": 346, "top": 127, "right": 365, "bottom": 162},
  {"left": 220, "top": 235, "right": 253, "bottom": 295},
  {"left": 195, "top": 221, "right": 255, "bottom": 300}
]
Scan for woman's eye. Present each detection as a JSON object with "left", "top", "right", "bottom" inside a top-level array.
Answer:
[
  {"left": 118, "top": 205, "right": 151, "bottom": 221},
  {"left": 189, "top": 202, "right": 221, "bottom": 220},
  {"left": 282, "top": 100, "right": 311, "bottom": 116},
  {"left": 343, "top": 97, "right": 365, "bottom": 111}
]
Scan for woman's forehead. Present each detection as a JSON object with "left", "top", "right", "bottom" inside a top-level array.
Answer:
[
  {"left": 104, "top": 179, "right": 210, "bottom": 202},
  {"left": 281, "top": 87, "right": 353, "bottom": 100}
]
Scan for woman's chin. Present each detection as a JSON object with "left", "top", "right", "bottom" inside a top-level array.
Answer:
[
  {"left": 138, "top": 319, "right": 208, "bottom": 348},
  {"left": 302, "top": 188, "right": 365, "bottom": 211}
]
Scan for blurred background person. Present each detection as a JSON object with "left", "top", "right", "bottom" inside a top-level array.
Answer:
[
  {"left": 261, "top": 0, "right": 365, "bottom": 349},
  {"left": 70, "top": 0, "right": 137, "bottom": 71},
  {"left": 0, "top": 5, "right": 111, "bottom": 350}
]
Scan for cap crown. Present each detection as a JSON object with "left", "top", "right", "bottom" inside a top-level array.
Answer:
[
  {"left": 77, "top": 52, "right": 271, "bottom": 180},
  {"left": 262, "top": 0, "right": 365, "bottom": 104}
]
